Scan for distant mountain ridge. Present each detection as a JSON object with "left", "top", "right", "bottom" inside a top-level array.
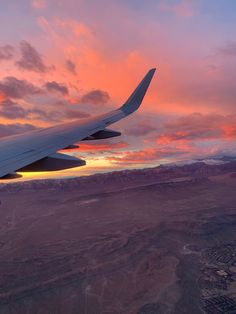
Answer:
[{"left": 1, "top": 160, "right": 236, "bottom": 193}]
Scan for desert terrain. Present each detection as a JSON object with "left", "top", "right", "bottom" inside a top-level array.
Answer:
[{"left": 0, "top": 161, "right": 235, "bottom": 313}]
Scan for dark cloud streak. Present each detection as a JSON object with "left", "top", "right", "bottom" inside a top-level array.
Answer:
[
  {"left": 0, "top": 123, "right": 37, "bottom": 138},
  {"left": 216, "top": 41, "right": 236, "bottom": 57},
  {"left": 80, "top": 90, "right": 110, "bottom": 105},
  {"left": 126, "top": 122, "right": 156, "bottom": 137},
  {"left": 16, "top": 41, "right": 48, "bottom": 73},
  {"left": 0, "top": 97, "right": 90, "bottom": 122},
  {"left": 65, "top": 59, "right": 77, "bottom": 74},
  {"left": 44, "top": 81, "right": 69, "bottom": 95},
  {"left": 0, "top": 76, "right": 42, "bottom": 99},
  {"left": 0, "top": 99, "right": 28, "bottom": 119},
  {"left": 64, "top": 109, "right": 90, "bottom": 119}
]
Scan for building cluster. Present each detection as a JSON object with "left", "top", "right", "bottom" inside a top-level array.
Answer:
[{"left": 200, "top": 242, "right": 236, "bottom": 313}]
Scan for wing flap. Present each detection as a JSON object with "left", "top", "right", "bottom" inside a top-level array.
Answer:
[
  {"left": 18, "top": 152, "right": 85, "bottom": 172},
  {"left": 83, "top": 128, "right": 121, "bottom": 140}
]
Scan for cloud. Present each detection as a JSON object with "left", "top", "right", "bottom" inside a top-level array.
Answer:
[
  {"left": 80, "top": 90, "right": 110, "bottom": 105},
  {"left": 78, "top": 141, "right": 128, "bottom": 152},
  {"left": 126, "top": 122, "right": 156, "bottom": 137},
  {"left": 44, "top": 81, "right": 69, "bottom": 95},
  {"left": 107, "top": 147, "right": 184, "bottom": 165},
  {"left": 0, "top": 76, "right": 42, "bottom": 99},
  {"left": 0, "top": 123, "right": 37, "bottom": 138},
  {"left": 28, "top": 108, "right": 61, "bottom": 122},
  {"left": 216, "top": 41, "right": 236, "bottom": 57},
  {"left": 0, "top": 100, "right": 60, "bottom": 122},
  {"left": 31, "top": 0, "right": 47, "bottom": 9},
  {"left": 0, "top": 92, "right": 90, "bottom": 122},
  {"left": 157, "top": 113, "right": 236, "bottom": 144},
  {"left": 159, "top": 0, "right": 196, "bottom": 17},
  {"left": 0, "top": 45, "right": 14, "bottom": 61},
  {"left": 16, "top": 41, "right": 48, "bottom": 73},
  {"left": 29, "top": 107, "right": 90, "bottom": 122},
  {"left": 0, "top": 95, "right": 90, "bottom": 122},
  {"left": 30, "top": 107, "right": 88, "bottom": 122},
  {"left": 65, "top": 59, "right": 77, "bottom": 75},
  {"left": 0, "top": 99, "right": 28, "bottom": 119},
  {"left": 64, "top": 109, "right": 90, "bottom": 119}
]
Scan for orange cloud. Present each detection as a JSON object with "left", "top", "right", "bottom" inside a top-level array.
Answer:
[
  {"left": 63, "top": 141, "right": 128, "bottom": 152},
  {"left": 107, "top": 147, "right": 186, "bottom": 165},
  {"left": 221, "top": 125, "right": 236, "bottom": 139},
  {"left": 157, "top": 113, "right": 236, "bottom": 144},
  {"left": 0, "top": 92, "right": 6, "bottom": 102}
]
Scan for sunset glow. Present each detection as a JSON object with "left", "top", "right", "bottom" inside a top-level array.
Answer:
[{"left": 1, "top": 0, "right": 236, "bottom": 180}]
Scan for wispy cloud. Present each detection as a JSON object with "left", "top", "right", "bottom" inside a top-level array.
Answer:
[
  {"left": 44, "top": 81, "right": 69, "bottom": 95},
  {"left": 0, "top": 76, "right": 42, "bottom": 99},
  {"left": 16, "top": 41, "right": 49, "bottom": 73},
  {"left": 157, "top": 113, "right": 236, "bottom": 144},
  {"left": 159, "top": 0, "right": 197, "bottom": 17},
  {"left": 31, "top": 0, "right": 47, "bottom": 9},
  {"left": 125, "top": 121, "right": 156, "bottom": 137},
  {"left": 216, "top": 41, "right": 236, "bottom": 57},
  {"left": 0, "top": 123, "right": 37, "bottom": 138},
  {"left": 107, "top": 147, "right": 185, "bottom": 165},
  {"left": 65, "top": 59, "right": 77, "bottom": 75},
  {"left": 80, "top": 90, "right": 110, "bottom": 105},
  {"left": 0, "top": 45, "right": 14, "bottom": 61}
]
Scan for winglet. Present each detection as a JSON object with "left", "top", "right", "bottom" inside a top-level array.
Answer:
[{"left": 120, "top": 68, "right": 156, "bottom": 115}]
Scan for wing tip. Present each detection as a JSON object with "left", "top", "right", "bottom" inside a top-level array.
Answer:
[
  {"left": 150, "top": 67, "right": 157, "bottom": 72},
  {"left": 148, "top": 67, "right": 157, "bottom": 75},
  {"left": 120, "top": 67, "right": 156, "bottom": 115}
]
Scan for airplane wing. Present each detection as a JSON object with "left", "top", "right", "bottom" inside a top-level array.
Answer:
[{"left": 0, "top": 68, "right": 156, "bottom": 178}]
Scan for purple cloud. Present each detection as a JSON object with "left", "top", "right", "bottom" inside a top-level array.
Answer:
[
  {"left": 0, "top": 77, "right": 42, "bottom": 99},
  {"left": 216, "top": 41, "right": 236, "bottom": 57},
  {"left": 0, "top": 99, "right": 28, "bottom": 119},
  {"left": 0, "top": 96, "right": 90, "bottom": 122},
  {"left": 65, "top": 59, "right": 77, "bottom": 75},
  {"left": 80, "top": 90, "right": 110, "bottom": 105},
  {"left": 29, "top": 107, "right": 90, "bottom": 122},
  {"left": 44, "top": 81, "right": 69, "bottom": 95},
  {"left": 64, "top": 109, "right": 90, "bottom": 119},
  {"left": 29, "top": 108, "right": 63, "bottom": 122},
  {"left": 126, "top": 122, "right": 156, "bottom": 137},
  {"left": 0, "top": 45, "right": 14, "bottom": 61},
  {"left": 16, "top": 41, "right": 48, "bottom": 73},
  {"left": 0, "top": 123, "right": 37, "bottom": 138}
]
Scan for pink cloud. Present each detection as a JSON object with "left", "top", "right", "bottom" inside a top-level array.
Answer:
[
  {"left": 159, "top": 0, "right": 196, "bottom": 18},
  {"left": 31, "top": 0, "right": 47, "bottom": 9},
  {"left": 157, "top": 113, "right": 236, "bottom": 144}
]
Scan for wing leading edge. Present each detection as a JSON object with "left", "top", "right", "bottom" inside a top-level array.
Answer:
[{"left": 0, "top": 68, "right": 156, "bottom": 178}]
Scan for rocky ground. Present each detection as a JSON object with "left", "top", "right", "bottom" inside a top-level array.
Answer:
[{"left": 0, "top": 162, "right": 235, "bottom": 313}]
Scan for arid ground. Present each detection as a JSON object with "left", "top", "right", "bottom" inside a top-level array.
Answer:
[{"left": 0, "top": 162, "right": 235, "bottom": 313}]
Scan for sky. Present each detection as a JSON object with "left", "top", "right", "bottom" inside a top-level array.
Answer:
[{"left": 1, "top": 0, "right": 236, "bottom": 180}]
